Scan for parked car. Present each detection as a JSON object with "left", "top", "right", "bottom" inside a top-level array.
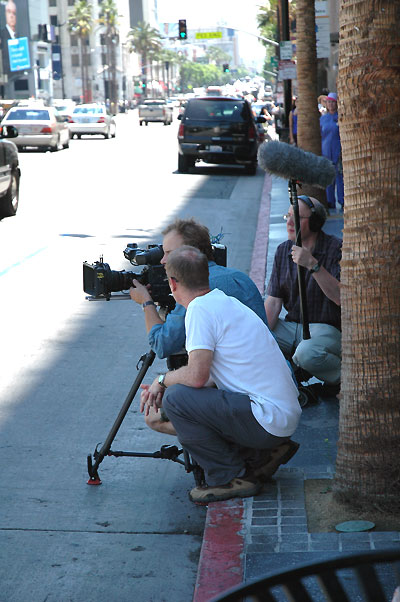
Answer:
[
  {"left": 2, "top": 105, "right": 70, "bottom": 151},
  {"left": 138, "top": 99, "right": 173, "bottom": 126},
  {"left": 177, "top": 96, "right": 264, "bottom": 174},
  {"left": 0, "top": 124, "right": 21, "bottom": 219},
  {"left": 68, "top": 104, "right": 116, "bottom": 139}
]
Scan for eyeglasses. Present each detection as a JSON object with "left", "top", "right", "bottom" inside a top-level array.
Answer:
[{"left": 283, "top": 214, "right": 310, "bottom": 221}]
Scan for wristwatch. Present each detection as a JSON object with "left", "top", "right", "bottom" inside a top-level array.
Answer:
[
  {"left": 142, "top": 300, "right": 155, "bottom": 310},
  {"left": 310, "top": 260, "right": 321, "bottom": 274},
  {"left": 158, "top": 373, "right": 167, "bottom": 388}
]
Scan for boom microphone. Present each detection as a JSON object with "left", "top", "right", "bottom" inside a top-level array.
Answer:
[{"left": 257, "top": 140, "right": 336, "bottom": 189}]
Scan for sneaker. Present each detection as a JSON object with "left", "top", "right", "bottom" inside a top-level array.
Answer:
[
  {"left": 252, "top": 440, "right": 300, "bottom": 482},
  {"left": 189, "top": 477, "right": 262, "bottom": 505}
]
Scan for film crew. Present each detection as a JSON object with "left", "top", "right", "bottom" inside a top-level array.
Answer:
[
  {"left": 129, "top": 218, "right": 268, "bottom": 435},
  {"left": 140, "top": 246, "right": 301, "bottom": 504},
  {"left": 264, "top": 196, "right": 342, "bottom": 396}
]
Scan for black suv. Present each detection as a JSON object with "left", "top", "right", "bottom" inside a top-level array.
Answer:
[
  {"left": 177, "top": 96, "right": 264, "bottom": 175},
  {"left": 0, "top": 124, "right": 20, "bottom": 220}
]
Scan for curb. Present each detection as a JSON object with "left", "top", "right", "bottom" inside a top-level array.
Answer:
[{"left": 193, "top": 172, "right": 272, "bottom": 602}]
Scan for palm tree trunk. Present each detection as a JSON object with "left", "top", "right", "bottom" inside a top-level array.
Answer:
[
  {"left": 334, "top": 0, "right": 400, "bottom": 510},
  {"left": 80, "top": 37, "right": 85, "bottom": 102},
  {"left": 295, "top": 0, "right": 321, "bottom": 154},
  {"left": 295, "top": 0, "right": 327, "bottom": 205}
]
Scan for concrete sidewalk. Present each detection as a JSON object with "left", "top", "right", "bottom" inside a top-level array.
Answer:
[{"left": 193, "top": 174, "right": 400, "bottom": 602}]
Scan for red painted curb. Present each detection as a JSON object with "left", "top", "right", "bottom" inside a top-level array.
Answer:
[
  {"left": 192, "top": 173, "right": 273, "bottom": 602},
  {"left": 192, "top": 499, "right": 245, "bottom": 602}
]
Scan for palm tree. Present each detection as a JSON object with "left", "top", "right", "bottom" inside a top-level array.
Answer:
[
  {"left": 98, "top": 0, "right": 119, "bottom": 112},
  {"left": 68, "top": 0, "right": 93, "bottom": 103},
  {"left": 205, "top": 46, "right": 231, "bottom": 67},
  {"left": 334, "top": 0, "right": 400, "bottom": 511},
  {"left": 294, "top": 0, "right": 326, "bottom": 204},
  {"left": 126, "top": 21, "right": 162, "bottom": 98}
]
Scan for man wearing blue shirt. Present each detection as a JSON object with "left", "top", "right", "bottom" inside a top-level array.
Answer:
[{"left": 130, "top": 218, "right": 268, "bottom": 435}]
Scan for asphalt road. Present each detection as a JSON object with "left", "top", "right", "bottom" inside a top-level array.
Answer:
[{"left": 0, "top": 109, "right": 265, "bottom": 602}]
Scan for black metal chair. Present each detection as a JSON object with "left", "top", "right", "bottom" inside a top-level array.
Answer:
[{"left": 210, "top": 549, "right": 400, "bottom": 602}]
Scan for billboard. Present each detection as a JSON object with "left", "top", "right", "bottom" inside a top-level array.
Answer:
[{"left": 0, "top": 0, "right": 31, "bottom": 77}]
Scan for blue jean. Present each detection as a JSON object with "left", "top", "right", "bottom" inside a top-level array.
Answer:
[{"left": 326, "top": 164, "right": 344, "bottom": 207}]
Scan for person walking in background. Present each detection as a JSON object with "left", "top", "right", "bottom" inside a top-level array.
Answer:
[
  {"left": 289, "top": 96, "right": 298, "bottom": 145},
  {"left": 320, "top": 92, "right": 344, "bottom": 210}
]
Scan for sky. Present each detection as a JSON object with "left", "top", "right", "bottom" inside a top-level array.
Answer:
[{"left": 156, "top": 0, "right": 267, "bottom": 69}]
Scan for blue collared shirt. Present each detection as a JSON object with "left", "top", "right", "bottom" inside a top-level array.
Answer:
[{"left": 149, "top": 261, "right": 268, "bottom": 358}]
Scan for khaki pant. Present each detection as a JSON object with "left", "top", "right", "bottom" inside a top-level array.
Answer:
[{"left": 273, "top": 319, "right": 341, "bottom": 385}]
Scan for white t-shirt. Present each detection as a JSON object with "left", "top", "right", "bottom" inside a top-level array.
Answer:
[{"left": 185, "top": 289, "right": 301, "bottom": 437}]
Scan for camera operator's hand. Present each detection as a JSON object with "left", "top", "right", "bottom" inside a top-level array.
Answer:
[
  {"left": 140, "top": 382, "right": 164, "bottom": 416},
  {"left": 130, "top": 279, "right": 153, "bottom": 305}
]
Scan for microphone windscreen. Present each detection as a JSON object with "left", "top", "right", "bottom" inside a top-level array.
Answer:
[{"left": 258, "top": 141, "right": 336, "bottom": 188}]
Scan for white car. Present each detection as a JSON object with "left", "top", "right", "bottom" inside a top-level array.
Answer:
[
  {"left": 2, "top": 106, "right": 70, "bottom": 151},
  {"left": 68, "top": 104, "right": 116, "bottom": 139}
]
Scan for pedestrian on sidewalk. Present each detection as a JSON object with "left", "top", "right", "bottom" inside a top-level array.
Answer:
[
  {"left": 320, "top": 92, "right": 344, "bottom": 209},
  {"left": 264, "top": 196, "right": 342, "bottom": 396},
  {"left": 140, "top": 246, "right": 301, "bottom": 504},
  {"left": 129, "top": 218, "right": 268, "bottom": 436}
]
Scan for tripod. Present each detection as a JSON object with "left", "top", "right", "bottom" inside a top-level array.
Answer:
[{"left": 86, "top": 348, "right": 205, "bottom": 487}]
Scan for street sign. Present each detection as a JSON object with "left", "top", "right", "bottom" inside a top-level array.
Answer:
[
  {"left": 279, "top": 41, "right": 293, "bottom": 60},
  {"left": 278, "top": 60, "right": 297, "bottom": 80},
  {"left": 270, "top": 56, "right": 278, "bottom": 68},
  {"left": 195, "top": 32, "right": 222, "bottom": 39},
  {"left": 8, "top": 37, "right": 30, "bottom": 72}
]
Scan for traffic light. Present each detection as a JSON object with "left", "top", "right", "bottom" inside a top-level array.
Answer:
[
  {"left": 223, "top": 64, "right": 230, "bottom": 73},
  {"left": 178, "top": 19, "right": 187, "bottom": 40}
]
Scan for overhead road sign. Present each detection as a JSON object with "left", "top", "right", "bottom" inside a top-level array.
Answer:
[{"left": 195, "top": 32, "right": 223, "bottom": 40}]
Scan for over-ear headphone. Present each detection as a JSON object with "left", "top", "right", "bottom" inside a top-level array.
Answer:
[{"left": 298, "top": 195, "right": 327, "bottom": 232}]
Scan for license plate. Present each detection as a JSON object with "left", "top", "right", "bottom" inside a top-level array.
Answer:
[{"left": 209, "top": 145, "right": 222, "bottom": 152}]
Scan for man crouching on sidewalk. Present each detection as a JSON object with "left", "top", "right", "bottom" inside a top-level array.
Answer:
[{"left": 140, "top": 246, "right": 302, "bottom": 504}]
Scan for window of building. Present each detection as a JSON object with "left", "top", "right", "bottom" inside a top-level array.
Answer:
[
  {"left": 71, "top": 55, "right": 80, "bottom": 67},
  {"left": 70, "top": 34, "right": 78, "bottom": 46},
  {"left": 50, "top": 15, "right": 58, "bottom": 26},
  {"left": 49, "top": 0, "right": 57, "bottom": 6}
]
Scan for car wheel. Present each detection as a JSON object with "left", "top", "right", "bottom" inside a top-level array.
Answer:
[
  {"left": 111, "top": 125, "right": 116, "bottom": 138},
  {"left": 0, "top": 168, "right": 19, "bottom": 219},
  {"left": 51, "top": 135, "right": 61, "bottom": 151},
  {"left": 178, "top": 153, "right": 193, "bottom": 173},
  {"left": 75, "top": 134, "right": 81, "bottom": 139},
  {"left": 145, "top": 121, "right": 148, "bottom": 126},
  {"left": 139, "top": 121, "right": 143, "bottom": 126},
  {"left": 63, "top": 136, "right": 70, "bottom": 149}
]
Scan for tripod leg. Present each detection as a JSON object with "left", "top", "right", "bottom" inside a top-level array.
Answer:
[{"left": 87, "top": 349, "right": 156, "bottom": 484}]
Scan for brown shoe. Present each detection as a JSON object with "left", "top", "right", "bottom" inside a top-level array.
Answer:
[
  {"left": 189, "top": 477, "right": 262, "bottom": 505},
  {"left": 252, "top": 440, "right": 300, "bottom": 482}
]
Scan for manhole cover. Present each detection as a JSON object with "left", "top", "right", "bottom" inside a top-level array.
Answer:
[{"left": 335, "top": 520, "right": 375, "bottom": 532}]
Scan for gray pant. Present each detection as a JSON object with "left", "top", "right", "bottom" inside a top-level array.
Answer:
[
  {"left": 273, "top": 320, "right": 341, "bottom": 385},
  {"left": 163, "top": 384, "right": 288, "bottom": 486}
]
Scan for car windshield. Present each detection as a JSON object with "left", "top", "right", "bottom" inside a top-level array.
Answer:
[
  {"left": 73, "top": 106, "right": 104, "bottom": 115},
  {"left": 184, "top": 100, "right": 248, "bottom": 121},
  {"left": 8, "top": 109, "right": 50, "bottom": 120}
]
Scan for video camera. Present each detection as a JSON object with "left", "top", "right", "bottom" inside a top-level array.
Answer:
[{"left": 83, "top": 242, "right": 227, "bottom": 309}]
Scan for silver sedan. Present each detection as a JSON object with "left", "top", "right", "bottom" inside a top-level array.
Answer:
[
  {"left": 68, "top": 104, "right": 116, "bottom": 139},
  {"left": 2, "top": 106, "right": 70, "bottom": 151}
]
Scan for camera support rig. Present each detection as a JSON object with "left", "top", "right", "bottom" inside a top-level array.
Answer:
[{"left": 86, "top": 349, "right": 205, "bottom": 487}]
